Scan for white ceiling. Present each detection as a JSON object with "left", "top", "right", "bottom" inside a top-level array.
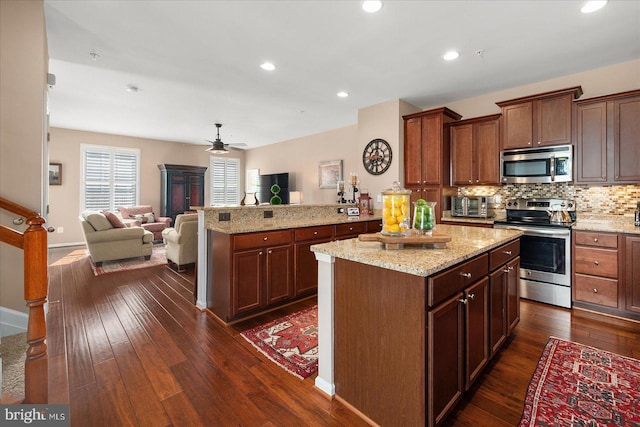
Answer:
[{"left": 44, "top": 0, "right": 640, "bottom": 150}]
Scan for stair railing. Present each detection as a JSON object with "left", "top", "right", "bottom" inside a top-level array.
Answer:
[{"left": 0, "top": 196, "right": 48, "bottom": 404}]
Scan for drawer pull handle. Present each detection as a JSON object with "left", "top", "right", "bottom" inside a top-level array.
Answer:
[
  {"left": 503, "top": 266, "right": 514, "bottom": 273},
  {"left": 349, "top": 227, "right": 353, "bottom": 231},
  {"left": 594, "top": 238, "right": 598, "bottom": 242},
  {"left": 468, "top": 293, "right": 475, "bottom": 300},
  {"left": 268, "top": 250, "right": 272, "bottom": 254},
  {"left": 263, "top": 237, "right": 268, "bottom": 241},
  {"left": 457, "top": 298, "right": 467, "bottom": 305},
  {"left": 314, "top": 231, "right": 318, "bottom": 235},
  {"left": 593, "top": 288, "right": 598, "bottom": 294},
  {"left": 502, "top": 250, "right": 512, "bottom": 255},
  {"left": 460, "top": 272, "right": 472, "bottom": 279},
  {"left": 259, "top": 251, "right": 263, "bottom": 255},
  {"left": 594, "top": 260, "right": 599, "bottom": 265}
]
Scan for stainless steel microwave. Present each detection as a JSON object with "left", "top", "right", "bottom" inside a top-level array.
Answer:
[
  {"left": 451, "top": 196, "right": 494, "bottom": 218},
  {"left": 500, "top": 144, "right": 573, "bottom": 184}
]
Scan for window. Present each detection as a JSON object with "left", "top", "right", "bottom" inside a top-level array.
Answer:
[
  {"left": 80, "top": 144, "right": 140, "bottom": 212},
  {"left": 210, "top": 157, "right": 240, "bottom": 205}
]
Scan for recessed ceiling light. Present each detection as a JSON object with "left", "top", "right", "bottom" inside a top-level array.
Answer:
[
  {"left": 362, "top": 1, "right": 383, "bottom": 13},
  {"left": 125, "top": 85, "right": 140, "bottom": 93},
  {"left": 337, "top": 91, "right": 349, "bottom": 98},
  {"left": 443, "top": 50, "right": 460, "bottom": 61},
  {"left": 581, "top": 0, "right": 607, "bottom": 13},
  {"left": 260, "top": 62, "right": 276, "bottom": 71}
]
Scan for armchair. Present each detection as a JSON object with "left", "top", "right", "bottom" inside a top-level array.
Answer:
[
  {"left": 162, "top": 213, "right": 198, "bottom": 272},
  {"left": 117, "top": 205, "right": 171, "bottom": 240},
  {"left": 80, "top": 212, "right": 153, "bottom": 266}
]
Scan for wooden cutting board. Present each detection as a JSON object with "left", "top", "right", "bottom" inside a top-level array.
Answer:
[{"left": 358, "top": 231, "right": 451, "bottom": 250}]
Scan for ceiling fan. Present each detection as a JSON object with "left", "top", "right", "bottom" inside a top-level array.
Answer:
[{"left": 205, "top": 123, "right": 247, "bottom": 154}]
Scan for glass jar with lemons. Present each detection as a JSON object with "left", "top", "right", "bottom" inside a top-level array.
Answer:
[{"left": 381, "top": 182, "right": 411, "bottom": 236}]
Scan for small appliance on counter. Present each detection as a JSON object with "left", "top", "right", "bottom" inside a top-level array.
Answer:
[{"left": 451, "top": 196, "right": 495, "bottom": 218}]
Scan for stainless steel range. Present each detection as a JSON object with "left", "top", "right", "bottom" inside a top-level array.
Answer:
[{"left": 494, "top": 198, "right": 576, "bottom": 308}]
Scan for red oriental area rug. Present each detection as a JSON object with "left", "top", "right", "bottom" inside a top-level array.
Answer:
[
  {"left": 240, "top": 305, "right": 318, "bottom": 379},
  {"left": 520, "top": 336, "right": 640, "bottom": 426}
]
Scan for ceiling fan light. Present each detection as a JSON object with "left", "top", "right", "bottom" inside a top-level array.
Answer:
[
  {"left": 581, "top": 0, "right": 607, "bottom": 13},
  {"left": 205, "top": 146, "right": 228, "bottom": 154}
]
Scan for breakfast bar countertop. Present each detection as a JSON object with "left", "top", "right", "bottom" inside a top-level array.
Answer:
[{"left": 311, "top": 223, "right": 522, "bottom": 277}]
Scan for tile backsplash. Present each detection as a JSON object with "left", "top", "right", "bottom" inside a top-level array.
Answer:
[{"left": 458, "top": 184, "right": 640, "bottom": 215}]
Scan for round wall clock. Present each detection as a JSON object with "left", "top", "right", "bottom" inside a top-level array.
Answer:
[{"left": 362, "top": 138, "right": 392, "bottom": 175}]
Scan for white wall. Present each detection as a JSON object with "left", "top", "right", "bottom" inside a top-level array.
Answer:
[{"left": 0, "top": 0, "right": 48, "bottom": 314}]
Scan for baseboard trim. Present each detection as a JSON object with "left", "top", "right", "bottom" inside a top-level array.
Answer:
[
  {"left": 48, "top": 241, "right": 85, "bottom": 248},
  {"left": 0, "top": 307, "right": 28, "bottom": 337}
]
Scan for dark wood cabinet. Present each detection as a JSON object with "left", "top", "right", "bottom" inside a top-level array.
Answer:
[
  {"left": 625, "top": 235, "right": 640, "bottom": 315},
  {"left": 464, "top": 277, "right": 489, "bottom": 390},
  {"left": 158, "top": 164, "right": 207, "bottom": 223},
  {"left": 451, "top": 115, "right": 501, "bottom": 186},
  {"left": 497, "top": 87, "right": 582, "bottom": 150},
  {"left": 293, "top": 225, "right": 334, "bottom": 298},
  {"left": 575, "top": 90, "right": 640, "bottom": 184},
  {"left": 404, "top": 107, "right": 461, "bottom": 224}
]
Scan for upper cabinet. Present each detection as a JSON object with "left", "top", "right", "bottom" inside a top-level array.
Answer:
[
  {"left": 575, "top": 90, "right": 640, "bottom": 184},
  {"left": 496, "top": 86, "right": 583, "bottom": 150},
  {"left": 451, "top": 114, "right": 501, "bottom": 186}
]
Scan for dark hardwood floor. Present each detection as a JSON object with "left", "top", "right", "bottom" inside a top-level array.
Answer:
[{"left": 44, "top": 247, "right": 640, "bottom": 426}]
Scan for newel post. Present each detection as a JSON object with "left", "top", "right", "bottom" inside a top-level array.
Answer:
[{"left": 22, "top": 214, "right": 48, "bottom": 404}]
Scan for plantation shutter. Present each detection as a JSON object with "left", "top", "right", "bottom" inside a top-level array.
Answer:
[
  {"left": 81, "top": 144, "right": 140, "bottom": 212},
  {"left": 210, "top": 157, "right": 240, "bottom": 205}
]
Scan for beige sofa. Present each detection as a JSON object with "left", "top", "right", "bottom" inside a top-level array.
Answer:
[
  {"left": 117, "top": 205, "right": 171, "bottom": 240},
  {"left": 162, "top": 213, "right": 198, "bottom": 271},
  {"left": 80, "top": 212, "right": 154, "bottom": 266}
]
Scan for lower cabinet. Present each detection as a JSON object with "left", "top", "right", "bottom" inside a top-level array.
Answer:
[
  {"left": 489, "top": 256, "right": 520, "bottom": 356},
  {"left": 625, "top": 235, "right": 640, "bottom": 315},
  {"left": 293, "top": 225, "right": 334, "bottom": 298}
]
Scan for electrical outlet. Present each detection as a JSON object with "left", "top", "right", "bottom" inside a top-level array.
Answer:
[
  {"left": 218, "top": 212, "right": 231, "bottom": 221},
  {"left": 337, "top": 207, "right": 345, "bottom": 214},
  {"left": 376, "top": 194, "right": 382, "bottom": 203},
  {"left": 264, "top": 210, "right": 273, "bottom": 218},
  {"left": 56, "top": 227, "right": 63, "bottom": 233}
]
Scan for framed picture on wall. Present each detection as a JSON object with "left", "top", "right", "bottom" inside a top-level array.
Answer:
[
  {"left": 318, "top": 160, "right": 343, "bottom": 189},
  {"left": 49, "top": 163, "right": 62, "bottom": 185}
]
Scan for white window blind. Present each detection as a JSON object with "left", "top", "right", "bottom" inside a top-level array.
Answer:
[
  {"left": 210, "top": 157, "right": 240, "bottom": 205},
  {"left": 81, "top": 144, "right": 140, "bottom": 212}
]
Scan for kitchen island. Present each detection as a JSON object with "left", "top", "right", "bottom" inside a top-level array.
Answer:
[{"left": 311, "top": 224, "right": 522, "bottom": 426}]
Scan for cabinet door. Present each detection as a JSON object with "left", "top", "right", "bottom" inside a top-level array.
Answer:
[
  {"left": 488, "top": 268, "right": 507, "bottom": 357},
  {"left": 536, "top": 94, "right": 572, "bottom": 146},
  {"left": 613, "top": 95, "right": 640, "bottom": 182},
  {"left": 428, "top": 293, "right": 464, "bottom": 427},
  {"left": 475, "top": 119, "right": 500, "bottom": 185},
  {"left": 451, "top": 124, "right": 474, "bottom": 186},
  {"left": 265, "top": 245, "right": 293, "bottom": 305},
  {"left": 576, "top": 102, "right": 608, "bottom": 183},
  {"left": 506, "top": 257, "right": 520, "bottom": 333},
  {"left": 187, "top": 173, "right": 205, "bottom": 207},
  {"left": 625, "top": 236, "right": 640, "bottom": 315},
  {"left": 170, "top": 174, "right": 187, "bottom": 216},
  {"left": 423, "top": 114, "right": 443, "bottom": 185},
  {"left": 232, "top": 250, "right": 263, "bottom": 316},
  {"left": 465, "top": 277, "right": 489, "bottom": 390},
  {"left": 404, "top": 118, "right": 423, "bottom": 186},
  {"left": 294, "top": 240, "right": 330, "bottom": 297},
  {"left": 502, "top": 102, "right": 533, "bottom": 149}
]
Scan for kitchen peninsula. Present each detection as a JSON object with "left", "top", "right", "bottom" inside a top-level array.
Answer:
[
  {"left": 311, "top": 224, "right": 522, "bottom": 426},
  {"left": 192, "top": 204, "right": 382, "bottom": 320}
]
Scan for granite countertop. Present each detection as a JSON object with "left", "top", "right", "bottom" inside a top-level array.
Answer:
[
  {"left": 311, "top": 224, "right": 522, "bottom": 277},
  {"left": 574, "top": 214, "right": 640, "bottom": 235},
  {"left": 209, "top": 214, "right": 383, "bottom": 234}
]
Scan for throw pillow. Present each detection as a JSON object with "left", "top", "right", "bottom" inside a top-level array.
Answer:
[
  {"left": 133, "top": 214, "right": 148, "bottom": 224},
  {"left": 103, "top": 211, "right": 126, "bottom": 229},
  {"left": 143, "top": 212, "right": 155, "bottom": 223},
  {"left": 84, "top": 212, "right": 113, "bottom": 231}
]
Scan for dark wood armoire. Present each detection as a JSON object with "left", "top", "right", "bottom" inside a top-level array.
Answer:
[{"left": 158, "top": 164, "right": 208, "bottom": 223}]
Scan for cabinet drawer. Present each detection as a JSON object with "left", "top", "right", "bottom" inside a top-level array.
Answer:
[
  {"left": 428, "top": 253, "right": 489, "bottom": 307},
  {"left": 489, "top": 239, "right": 520, "bottom": 271},
  {"left": 294, "top": 225, "right": 334, "bottom": 242},
  {"left": 575, "top": 231, "right": 618, "bottom": 249},
  {"left": 335, "top": 222, "right": 367, "bottom": 238},
  {"left": 575, "top": 273, "right": 618, "bottom": 308},
  {"left": 233, "top": 230, "right": 292, "bottom": 251},
  {"left": 366, "top": 220, "right": 382, "bottom": 233},
  {"left": 574, "top": 246, "right": 618, "bottom": 278}
]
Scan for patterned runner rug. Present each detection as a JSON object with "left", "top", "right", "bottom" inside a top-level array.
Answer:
[
  {"left": 240, "top": 305, "right": 318, "bottom": 379},
  {"left": 520, "top": 336, "right": 640, "bottom": 426},
  {"left": 90, "top": 244, "right": 167, "bottom": 276}
]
